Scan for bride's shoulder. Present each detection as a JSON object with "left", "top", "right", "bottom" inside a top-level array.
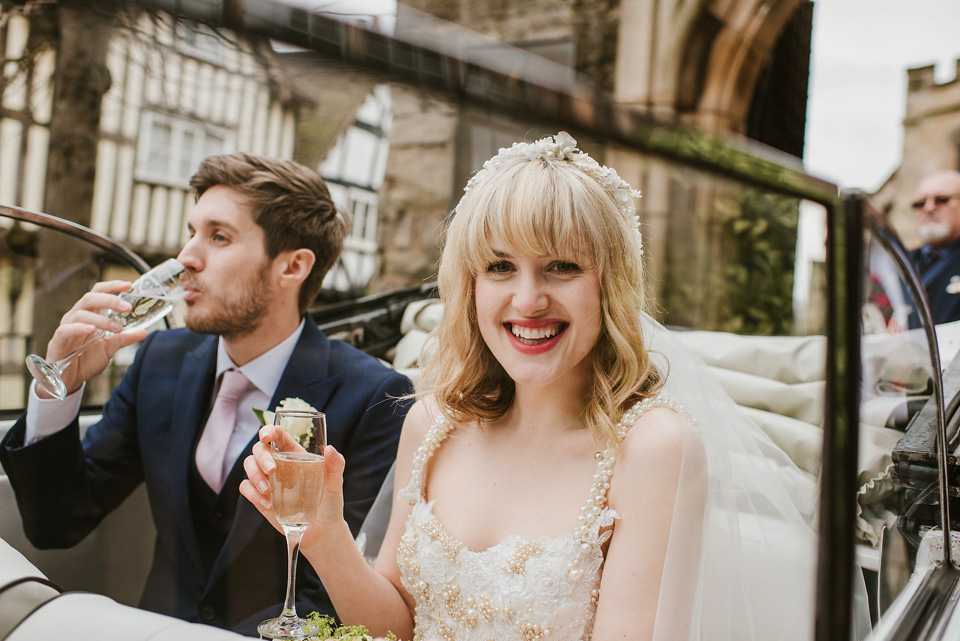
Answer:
[
  {"left": 607, "top": 401, "right": 709, "bottom": 541},
  {"left": 399, "top": 396, "right": 446, "bottom": 448},
  {"left": 615, "top": 401, "right": 705, "bottom": 479},
  {"left": 623, "top": 398, "right": 700, "bottom": 442}
]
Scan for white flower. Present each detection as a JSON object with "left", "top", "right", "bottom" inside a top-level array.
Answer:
[
  {"left": 555, "top": 130, "right": 577, "bottom": 157},
  {"left": 256, "top": 397, "right": 318, "bottom": 448},
  {"left": 524, "top": 553, "right": 575, "bottom": 609},
  {"left": 419, "top": 540, "right": 456, "bottom": 585},
  {"left": 277, "top": 397, "right": 317, "bottom": 413}
]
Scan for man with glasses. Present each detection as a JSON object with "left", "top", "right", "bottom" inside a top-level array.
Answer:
[{"left": 909, "top": 170, "right": 960, "bottom": 324}]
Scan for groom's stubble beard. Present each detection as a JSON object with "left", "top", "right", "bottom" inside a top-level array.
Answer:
[{"left": 183, "top": 259, "right": 274, "bottom": 339}]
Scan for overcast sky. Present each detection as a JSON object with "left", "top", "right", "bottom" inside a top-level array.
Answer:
[{"left": 805, "top": 0, "right": 960, "bottom": 192}]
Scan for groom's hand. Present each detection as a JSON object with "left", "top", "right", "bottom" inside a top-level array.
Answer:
[{"left": 40, "top": 281, "right": 147, "bottom": 398}]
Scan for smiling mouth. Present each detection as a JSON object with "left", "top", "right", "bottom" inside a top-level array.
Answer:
[{"left": 506, "top": 322, "right": 567, "bottom": 345}]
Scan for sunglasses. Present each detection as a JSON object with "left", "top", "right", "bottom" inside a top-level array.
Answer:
[{"left": 912, "top": 194, "right": 960, "bottom": 210}]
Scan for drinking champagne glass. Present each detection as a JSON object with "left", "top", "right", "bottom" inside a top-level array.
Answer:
[
  {"left": 258, "top": 409, "right": 327, "bottom": 640},
  {"left": 25, "top": 258, "right": 185, "bottom": 400}
]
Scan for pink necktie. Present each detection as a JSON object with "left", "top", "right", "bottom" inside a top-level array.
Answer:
[{"left": 195, "top": 369, "right": 252, "bottom": 492}]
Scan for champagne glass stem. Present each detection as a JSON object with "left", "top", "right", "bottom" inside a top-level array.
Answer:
[
  {"left": 279, "top": 526, "right": 306, "bottom": 623},
  {"left": 52, "top": 329, "right": 109, "bottom": 375},
  {"left": 47, "top": 282, "right": 140, "bottom": 378}
]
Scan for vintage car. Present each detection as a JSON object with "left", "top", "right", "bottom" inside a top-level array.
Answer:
[
  {"left": 6, "top": 198, "right": 951, "bottom": 641},
  {"left": 1, "top": 1, "right": 957, "bottom": 640}
]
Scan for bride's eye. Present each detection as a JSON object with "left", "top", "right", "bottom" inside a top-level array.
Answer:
[
  {"left": 486, "top": 260, "right": 513, "bottom": 274},
  {"left": 553, "top": 261, "right": 582, "bottom": 273}
]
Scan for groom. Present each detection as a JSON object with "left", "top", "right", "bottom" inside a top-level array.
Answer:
[{"left": 0, "top": 153, "right": 411, "bottom": 634}]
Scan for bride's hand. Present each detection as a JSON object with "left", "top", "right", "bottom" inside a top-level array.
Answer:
[{"left": 239, "top": 425, "right": 347, "bottom": 547}]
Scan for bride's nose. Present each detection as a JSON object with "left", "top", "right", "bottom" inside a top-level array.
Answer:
[{"left": 512, "top": 273, "right": 549, "bottom": 315}]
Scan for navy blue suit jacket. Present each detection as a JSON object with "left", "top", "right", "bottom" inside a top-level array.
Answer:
[
  {"left": 0, "top": 318, "right": 411, "bottom": 634},
  {"left": 909, "top": 240, "right": 960, "bottom": 325}
]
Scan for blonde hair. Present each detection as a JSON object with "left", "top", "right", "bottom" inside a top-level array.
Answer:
[{"left": 419, "top": 154, "right": 662, "bottom": 446}]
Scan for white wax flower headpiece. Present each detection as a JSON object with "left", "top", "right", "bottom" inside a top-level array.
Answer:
[{"left": 464, "top": 131, "right": 643, "bottom": 254}]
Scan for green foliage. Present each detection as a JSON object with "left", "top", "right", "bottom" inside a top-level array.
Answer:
[
  {"left": 333, "top": 625, "right": 372, "bottom": 638},
  {"left": 715, "top": 189, "right": 799, "bottom": 335},
  {"left": 304, "top": 612, "right": 339, "bottom": 639},
  {"left": 304, "top": 612, "right": 369, "bottom": 639},
  {"left": 303, "top": 611, "right": 399, "bottom": 640}
]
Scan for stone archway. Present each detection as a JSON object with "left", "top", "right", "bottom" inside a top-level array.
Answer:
[
  {"left": 691, "top": 0, "right": 804, "bottom": 134},
  {"left": 614, "top": 0, "right": 806, "bottom": 135},
  {"left": 611, "top": 0, "right": 810, "bottom": 330},
  {"left": 371, "top": 0, "right": 813, "bottom": 322}
]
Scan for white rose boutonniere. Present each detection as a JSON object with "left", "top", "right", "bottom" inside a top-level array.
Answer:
[{"left": 253, "top": 397, "right": 319, "bottom": 449}]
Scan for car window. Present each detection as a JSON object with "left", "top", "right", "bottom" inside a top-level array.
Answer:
[{"left": 860, "top": 232, "right": 934, "bottom": 430}]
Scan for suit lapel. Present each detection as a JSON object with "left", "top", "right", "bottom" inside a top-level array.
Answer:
[
  {"left": 169, "top": 335, "right": 218, "bottom": 577},
  {"left": 207, "top": 319, "right": 341, "bottom": 588}
]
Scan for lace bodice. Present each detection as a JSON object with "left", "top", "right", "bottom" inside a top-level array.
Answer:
[{"left": 396, "top": 397, "right": 675, "bottom": 641}]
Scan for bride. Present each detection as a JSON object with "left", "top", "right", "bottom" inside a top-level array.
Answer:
[{"left": 241, "top": 132, "right": 827, "bottom": 640}]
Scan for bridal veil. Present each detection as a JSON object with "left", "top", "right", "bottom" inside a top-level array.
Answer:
[{"left": 644, "top": 313, "right": 819, "bottom": 640}]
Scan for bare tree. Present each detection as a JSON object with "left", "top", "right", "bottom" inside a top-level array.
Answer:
[{"left": 28, "top": 1, "right": 113, "bottom": 356}]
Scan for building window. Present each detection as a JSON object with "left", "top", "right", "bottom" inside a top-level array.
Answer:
[
  {"left": 175, "top": 20, "right": 224, "bottom": 65},
  {"left": 318, "top": 86, "right": 392, "bottom": 293},
  {"left": 136, "top": 112, "right": 234, "bottom": 187}
]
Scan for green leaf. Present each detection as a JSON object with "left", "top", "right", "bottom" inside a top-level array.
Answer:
[{"left": 253, "top": 408, "right": 267, "bottom": 426}]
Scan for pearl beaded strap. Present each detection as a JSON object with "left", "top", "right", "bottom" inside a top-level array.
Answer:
[
  {"left": 410, "top": 414, "right": 456, "bottom": 497},
  {"left": 574, "top": 395, "right": 690, "bottom": 543}
]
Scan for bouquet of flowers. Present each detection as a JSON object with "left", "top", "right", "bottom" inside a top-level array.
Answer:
[
  {"left": 304, "top": 613, "right": 397, "bottom": 640},
  {"left": 253, "top": 397, "right": 319, "bottom": 448}
]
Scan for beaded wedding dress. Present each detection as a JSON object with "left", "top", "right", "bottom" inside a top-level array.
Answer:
[
  {"left": 366, "top": 313, "right": 870, "bottom": 640},
  {"left": 396, "top": 397, "right": 676, "bottom": 641}
]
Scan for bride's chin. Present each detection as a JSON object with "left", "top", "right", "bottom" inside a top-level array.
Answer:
[{"left": 508, "top": 367, "right": 579, "bottom": 391}]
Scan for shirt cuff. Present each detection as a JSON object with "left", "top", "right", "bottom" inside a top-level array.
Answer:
[{"left": 24, "top": 380, "right": 85, "bottom": 444}]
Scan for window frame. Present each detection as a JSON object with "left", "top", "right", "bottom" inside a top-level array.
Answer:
[{"left": 135, "top": 111, "right": 235, "bottom": 188}]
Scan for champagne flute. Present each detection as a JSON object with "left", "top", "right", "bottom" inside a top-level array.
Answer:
[
  {"left": 25, "top": 258, "right": 185, "bottom": 400},
  {"left": 258, "top": 409, "right": 327, "bottom": 640}
]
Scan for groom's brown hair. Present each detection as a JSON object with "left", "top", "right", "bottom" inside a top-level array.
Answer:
[{"left": 190, "top": 152, "right": 347, "bottom": 313}]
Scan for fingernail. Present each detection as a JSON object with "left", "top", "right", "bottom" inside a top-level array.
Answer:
[
  {"left": 112, "top": 321, "right": 123, "bottom": 332},
  {"left": 120, "top": 302, "right": 132, "bottom": 311},
  {"left": 265, "top": 461, "right": 275, "bottom": 473},
  {"left": 260, "top": 499, "right": 271, "bottom": 509},
  {"left": 258, "top": 481, "right": 268, "bottom": 493}
]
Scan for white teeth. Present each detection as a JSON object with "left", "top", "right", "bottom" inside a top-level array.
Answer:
[{"left": 510, "top": 323, "right": 561, "bottom": 340}]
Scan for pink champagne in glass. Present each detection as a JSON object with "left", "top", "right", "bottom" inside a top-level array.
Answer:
[{"left": 258, "top": 409, "right": 327, "bottom": 640}]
